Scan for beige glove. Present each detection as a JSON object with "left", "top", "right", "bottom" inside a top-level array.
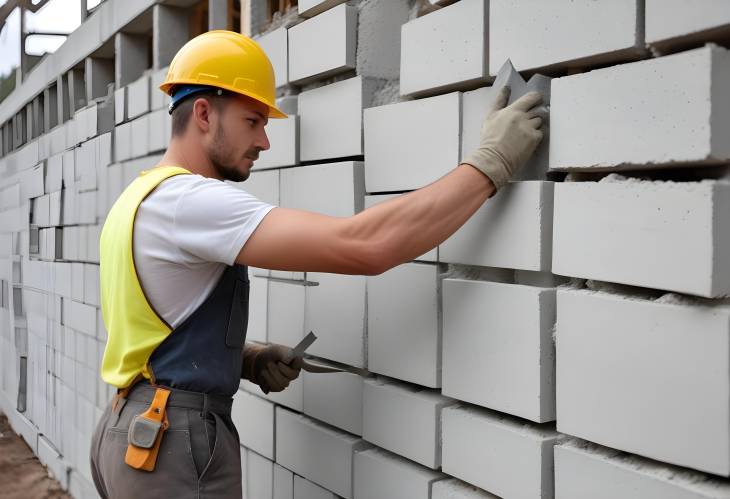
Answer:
[
  {"left": 461, "top": 87, "right": 544, "bottom": 190},
  {"left": 242, "top": 343, "right": 303, "bottom": 394}
]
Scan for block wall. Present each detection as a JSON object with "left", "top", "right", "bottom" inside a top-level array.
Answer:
[{"left": 1, "top": 1, "right": 730, "bottom": 498}]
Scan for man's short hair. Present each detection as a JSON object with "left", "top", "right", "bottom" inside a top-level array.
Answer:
[{"left": 171, "top": 91, "right": 229, "bottom": 137}]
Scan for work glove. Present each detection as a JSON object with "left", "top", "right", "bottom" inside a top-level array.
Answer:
[
  {"left": 242, "top": 343, "right": 304, "bottom": 394},
  {"left": 461, "top": 87, "right": 544, "bottom": 190}
]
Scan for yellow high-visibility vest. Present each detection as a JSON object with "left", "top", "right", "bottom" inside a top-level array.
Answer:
[{"left": 99, "top": 166, "right": 191, "bottom": 388}]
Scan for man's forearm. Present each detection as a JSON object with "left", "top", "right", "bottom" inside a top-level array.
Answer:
[{"left": 348, "top": 164, "right": 494, "bottom": 272}]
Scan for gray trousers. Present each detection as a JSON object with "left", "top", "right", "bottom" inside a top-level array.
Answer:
[{"left": 90, "top": 383, "right": 242, "bottom": 499}]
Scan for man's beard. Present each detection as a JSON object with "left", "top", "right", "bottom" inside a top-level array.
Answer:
[{"left": 207, "top": 123, "right": 259, "bottom": 182}]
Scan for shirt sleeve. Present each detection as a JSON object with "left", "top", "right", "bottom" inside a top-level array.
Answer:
[{"left": 172, "top": 178, "right": 276, "bottom": 266}]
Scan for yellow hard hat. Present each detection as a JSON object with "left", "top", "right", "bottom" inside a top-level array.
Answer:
[{"left": 160, "top": 30, "right": 286, "bottom": 119}]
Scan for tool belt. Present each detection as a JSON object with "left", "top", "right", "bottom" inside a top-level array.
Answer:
[{"left": 114, "top": 380, "right": 234, "bottom": 472}]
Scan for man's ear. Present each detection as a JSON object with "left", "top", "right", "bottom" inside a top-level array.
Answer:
[{"left": 192, "top": 98, "right": 212, "bottom": 133}]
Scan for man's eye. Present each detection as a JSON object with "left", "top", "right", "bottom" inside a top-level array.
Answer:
[{"left": 247, "top": 118, "right": 258, "bottom": 126}]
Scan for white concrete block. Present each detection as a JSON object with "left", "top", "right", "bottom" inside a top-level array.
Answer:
[
  {"left": 257, "top": 28, "right": 288, "bottom": 88},
  {"left": 299, "top": 77, "right": 373, "bottom": 161},
  {"left": 276, "top": 407, "right": 370, "bottom": 498},
  {"left": 367, "top": 263, "right": 440, "bottom": 388},
  {"left": 241, "top": 375, "right": 304, "bottom": 413},
  {"left": 114, "top": 122, "right": 132, "bottom": 162},
  {"left": 298, "top": 0, "right": 347, "bottom": 18},
  {"left": 46, "top": 154, "right": 63, "bottom": 193},
  {"left": 440, "top": 181, "right": 554, "bottom": 271},
  {"left": 82, "top": 264, "right": 100, "bottom": 307},
  {"left": 267, "top": 280, "right": 305, "bottom": 348},
  {"left": 550, "top": 45, "right": 730, "bottom": 171},
  {"left": 364, "top": 93, "right": 460, "bottom": 192},
  {"left": 363, "top": 378, "right": 454, "bottom": 468},
  {"left": 442, "top": 279, "right": 556, "bottom": 423},
  {"left": 130, "top": 114, "right": 150, "bottom": 159},
  {"left": 646, "top": 0, "right": 730, "bottom": 52},
  {"left": 237, "top": 169, "right": 279, "bottom": 206},
  {"left": 432, "top": 479, "right": 498, "bottom": 499},
  {"left": 256, "top": 116, "right": 298, "bottom": 169},
  {"left": 288, "top": 3, "right": 357, "bottom": 84},
  {"left": 274, "top": 464, "right": 293, "bottom": 499},
  {"left": 557, "top": 289, "right": 730, "bottom": 476},
  {"left": 400, "top": 0, "right": 487, "bottom": 96},
  {"left": 353, "top": 447, "right": 445, "bottom": 499},
  {"left": 490, "top": 0, "right": 643, "bottom": 74},
  {"left": 232, "top": 389, "right": 275, "bottom": 460},
  {"left": 21, "top": 163, "right": 45, "bottom": 200},
  {"left": 71, "top": 263, "right": 85, "bottom": 302},
  {"left": 247, "top": 273, "right": 268, "bottom": 343},
  {"left": 555, "top": 441, "right": 730, "bottom": 499},
  {"left": 304, "top": 272, "right": 366, "bottom": 367},
  {"left": 280, "top": 162, "right": 364, "bottom": 216},
  {"left": 148, "top": 108, "right": 170, "bottom": 153},
  {"left": 150, "top": 67, "right": 170, "bottom": 111},
  {"left": 302, "top": 369, "right": 364, "bottom": 435},
  {"left": 114, "top": 87, "right": 126, "bottom": 125},
  {"left": 442, "top": 405, "right": 561, "bottom": 499},
  {"left": 293, "top": 476, "right": 338, "bottom": 499},
  {"left": 247, "top": 450, "right": 274, "bottom": 499},
  {"left": 552, "top": 179, "right": 730, "bottom": 297}
]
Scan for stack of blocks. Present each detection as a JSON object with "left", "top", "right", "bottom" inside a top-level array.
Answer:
[{"left": 1, "top": 0, "right": 730, "bottom": 498}]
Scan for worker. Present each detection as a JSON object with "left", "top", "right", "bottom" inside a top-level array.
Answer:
[{"left": 89, "top": 30, "right": 543, "bottom": 498}]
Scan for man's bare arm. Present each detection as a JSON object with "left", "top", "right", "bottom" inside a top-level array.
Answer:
[{"left": 236, "top": 164, "right": 494, "bottom": 275}]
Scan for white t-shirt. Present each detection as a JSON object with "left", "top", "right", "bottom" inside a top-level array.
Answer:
[{"left": 133, "top": 174, "right": 275, "bottom": 328}]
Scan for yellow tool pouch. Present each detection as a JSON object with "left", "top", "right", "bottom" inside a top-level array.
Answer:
[{"left": 125, "top": 387, "right": 170, "bottom": 471}]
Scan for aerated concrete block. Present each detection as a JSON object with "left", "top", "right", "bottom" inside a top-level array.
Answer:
[
  {"left": 299, "top": 77, "right": 374, "bottom": 162},
  {"left": 440, "top": 181, "right": 554, "bottom": 271},
  {"left": 302, "top": 369, "right": 364, "bottom": 435},
  {"left": 256, "top": 28, "right": 288, "bottom": 88},
  {"left": 304, "top": 272, "right": 366, "bottom": 367},
  {"left": 275, "top": 407, "right": 371, "bottom": 498},
  {"left": 367, "top": 263, "right": 441, "bottom": 388},
  {"left": 288, "top": 3, "right": 357, "bottom": 84},
  {"left": 130, "top": 115, "right": 150, "bottom": 159},
  {"left": 400, "top": 0, "right": 487, "bottom": 96},
  {"left": 553, "top": 179, "right": 730, "bottom": 297},
  {"left": 490, "top": 0, "right": 643, "bottom": 74},
  {"left": 280, "top": 162, "right": 364, "bottom": 216},
  {"left": 298, "top": 0, "right": 347, "bottom": 18},
  {"left": 126, "top": 74, "right": 150, "bottom": 120},
  {"left": 555, "top": 441, "right": 730, "bottom": 499},
  {"left": 239, "top": 169, "right": 279, "bottom": 206},
  {"left": 242, "top": 375, "right": 304, "bottom": 412},
  {"left": 274, "top": 463, "right": 293, "bottom": 499},
  {"left": 363, "top": 378, "right": 454, "bottom": 468},
  {"left": 267, "top": 280, "right": 305, "bottom": 349},
  {"left": 557, "top": 289, "right": 730, "bottom": 476},
  {"left": 442, "top": 279, "right": 556, "bottom": 423},
  {"left": 646, "top": 0, "right": 730, "bottom": 53},
  {"left": 549, "top": 45, "right": 730, "bottom": 171},
  {"left": 232, "top": 389, "right": 275, "bottom": 460},
  {"left": 432, "top": 479, "right": 498, "bottom": 499},
  {"left": 294, "top": 476, "right": 338, "bottom": 499},
  {"left": 353, "top": 448, "right": 445, "bottom": 499},
  {"left": 247, "top": 450, "right": 274, "bottom": 499},
  {"left": 256, "top": 116, "right": 298, "bottom": 169},
  {"left": 442, "top": 405, "right": 561, "bottom": 499},
  {"left": 364, "top": 92, "right": 460, "bottom": 193}
]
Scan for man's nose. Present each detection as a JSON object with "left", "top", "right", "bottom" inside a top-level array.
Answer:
[{"left": 256, "top": 127, "right": 271, "bottom": 152}]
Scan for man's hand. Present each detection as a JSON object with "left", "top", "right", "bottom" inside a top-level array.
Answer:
[
  {"left": 461, "top": 86, "right": 545, "bottom": 191},
  {"left": 242, "top": 343, "right": 303, "bottom": 394}
]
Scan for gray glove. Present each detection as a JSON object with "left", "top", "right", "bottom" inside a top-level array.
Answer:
[
  {"left": 242, "top": 343, "right": 303, "bottom": 394},
  {"left": 461, "top": 87, "right": 544, "bottom": 190}
]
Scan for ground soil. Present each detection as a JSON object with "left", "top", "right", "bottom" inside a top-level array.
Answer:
[{"left": 0, "top": 412, "right": 71, "bottom": 499}]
